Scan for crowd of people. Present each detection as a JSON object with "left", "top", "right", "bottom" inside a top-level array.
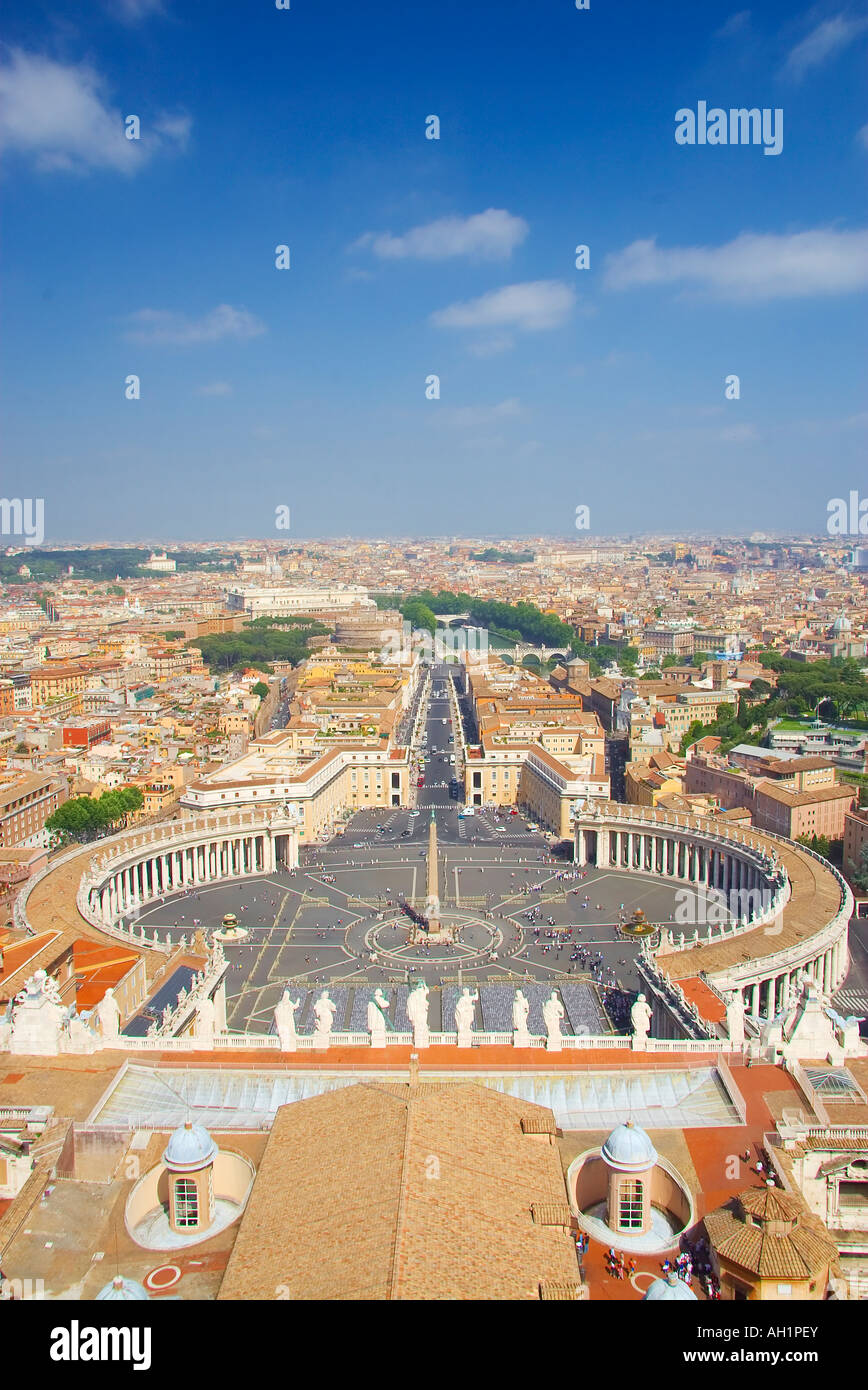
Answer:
[
  {"left": 606, "top": 1247, "right": 638, "bottom": 1281},
  {"left": 663, "top": 1238, "right": 721, "bottom": 1300}
]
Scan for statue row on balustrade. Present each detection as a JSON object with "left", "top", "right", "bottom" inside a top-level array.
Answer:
[
  {"left": 0, "top": 936, "right": 228, "bottom": 1057},
  {"left": 272, "top": 983, "right": 656, "bottom": 1052}
]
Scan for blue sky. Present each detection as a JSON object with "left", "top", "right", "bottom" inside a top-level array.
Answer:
[{"left": 1, "top": 0, "right": 866, "bottom": 541}]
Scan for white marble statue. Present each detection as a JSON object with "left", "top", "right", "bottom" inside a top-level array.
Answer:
[
  {"left": 10, "top": 971, "right": 66, "bottom": 1056},
  {"left": 367, "top": 988, "right": 390, "bottom": 1046},
  {"left": 274, "top": 990, "right": 301, "bottom": 1051},
  {"left": 512, "top": 989, "right": 530, "bottom": 1045},
  {"left": 406, "top": 981, "right": 430, "bottom": 1047},
  {"left": 66, "top": 1011, "right": 96, "bottom": 1054},
  {"left": 194, "top": 995, "right": 216, "bottom": 1046},
  {"left": 630, "top": 992, "right": 653, "bottom": 1050},
  {"left": 543, "top": 990, "right": 565, "bottom": 1051},
  {"left": 313, "top": 989, "right": 337, "bottom": 1046},
  {"left": 93, "top": 988, "right": 121, "bottom": 1041},
  {"left": 455, "top": 987, "right": 478, "bottom": 1046},
  {"left": 725, "top": 990, "right": 745, "bottom": 1048}
]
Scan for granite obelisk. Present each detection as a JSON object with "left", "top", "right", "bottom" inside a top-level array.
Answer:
[{"left": 425, "top": 809, "right": 440, "bottom": 932}]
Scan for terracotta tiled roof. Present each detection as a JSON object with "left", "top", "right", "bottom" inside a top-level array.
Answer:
[
  {"left": 539, "top": 1280, "right": 582, "bottom": 1300},
  {"left": 704, "top": 1186, "right": 837, "bottom": 1281},
  {"left": 218, "top": 1081, "right": 579, "bottom": 1301}
]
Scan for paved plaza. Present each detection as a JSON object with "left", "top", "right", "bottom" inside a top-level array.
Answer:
[
  {"left": 133, "top": 666, "right": 709, "bottom": 1036},
  {"left": 135, "top": 834, "right": 699, "bottom": 1034}
]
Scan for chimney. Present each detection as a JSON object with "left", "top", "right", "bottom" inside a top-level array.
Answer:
[{"left": 409, "top": 1052, "right": 420, "bottom": 1090}]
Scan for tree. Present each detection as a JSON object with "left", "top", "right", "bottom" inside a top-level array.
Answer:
[
  {"left": 797, "top": 833, "right": 831, "bottom": 860},
  {"left": 45, "top": 786, "right": 144, "bottom": 844},
  {"left": 661, "top": 654, "right": 680, "bottom": 669},
  {"left": 680, "top": 720, "right": 705, "bottom": 755},
  {"left": 853, "top": 844, "right": 868, "bottom": 892},
  {"left": 163, "top": 630, "right": 184, "bottom": 641},
  {"left": 251, "top": 681, "right": 270, "bottom": 699},
  {"left": 693, "top": 651, "right": 711, "bottom": 667}
]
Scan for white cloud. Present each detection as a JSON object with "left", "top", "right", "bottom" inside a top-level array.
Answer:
[
  {"left": 152, "top": 113, "right": 192, "bottom": 149},
  {"left": 107, "top": 0, "right": 164, "bottom": 21},
  {"left": 356, "top": 209, "right": 528, "bottom": 261},
  {"left": 125, "top": 305, "right": 266, "bottom": 345},
  {"left": 0, "top": 50, "right": 189, "bottom": 174},
  {"left": 466, "top": 335, "right": 515, "bottom": 357},
  {"left": 603, "top": 229, "right": 868, "bottom": 300},
  {"left": 719, "top": 423, "right": 759, "bottom": 443},
  {"left": 197, "top": 381, "right": 233, "bottom": 397},
  {"left": 439, "top": 399, "right": 523, "bottom": 428},
  {"left": 432, "top": 280, "right": 575, "bottom": 331},
  {"left": 785, "top": 14, "right": 868, "bottom": 79},
  {"left": 716, "top": 11, "right": 751, "bottom": 38}
]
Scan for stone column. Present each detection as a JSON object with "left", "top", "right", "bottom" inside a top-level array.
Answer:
[
  {"left": 751, "top": 981, "right": 760, "bottom": 1017},
  {"left": 765, "top": 977, "right": 775, "bottom": 1019},
  {"left": 835, "top": 936, "right": 847, "bottom": 987}
]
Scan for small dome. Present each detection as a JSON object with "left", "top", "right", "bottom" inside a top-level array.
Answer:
[
  {"left": 644, "top": 1271, "right": 697, "bottom": 1302},
  {"left": 96, "top": 1275, "right": 150, "bottom": 1301},
  {"left": 162, "top": 1120, "right": 217, "bottom": 1172},
  {"left": 831, "top": 613, "right": 852, "bottom": 634},
  {"left": 602, "top": 1120, "right": 657, "bottom": 1172}
]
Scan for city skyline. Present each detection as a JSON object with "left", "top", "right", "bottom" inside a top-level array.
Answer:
[{"left": 1, "top": 0, "right": 867, "bottom": 540}]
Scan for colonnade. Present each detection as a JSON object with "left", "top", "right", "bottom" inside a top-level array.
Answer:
[
  {"left": 581, "top": 823, "right": 769, "bottom": 903},
  {"left": 574, "top": 806, "right": 852, "bottom": 1026},
  {"left": 94, "top": 831, "right": 276, "bottom": 924},
  {"left": 738, "top": 937, "right": 848, "bottom": 1021}
]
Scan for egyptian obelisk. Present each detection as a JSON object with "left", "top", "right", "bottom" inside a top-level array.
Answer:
[{"left": 425, "top": 809, "right": 441, "bottom": 932}]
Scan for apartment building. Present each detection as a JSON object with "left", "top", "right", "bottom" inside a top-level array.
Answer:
[
  {"left": 843, "top": 806, "right": 868, "bottom": 883},
  {"left": 0, "top": 771, "right": 67, "bottom": 848},
  {"left": 225, "top": 585, "right": 374, "bottom": 619},
  {"left": 685, "top": 751, "right": 857, "bottom": 840},
  {"left": 754, "top": 781, "right": 857, "bottom": 842},
  {"left": 180, "top": 735, "right": 412, "bottom": 839},
  {"left": 29, "top": 664, "right": 87, "bottom": 705}
]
